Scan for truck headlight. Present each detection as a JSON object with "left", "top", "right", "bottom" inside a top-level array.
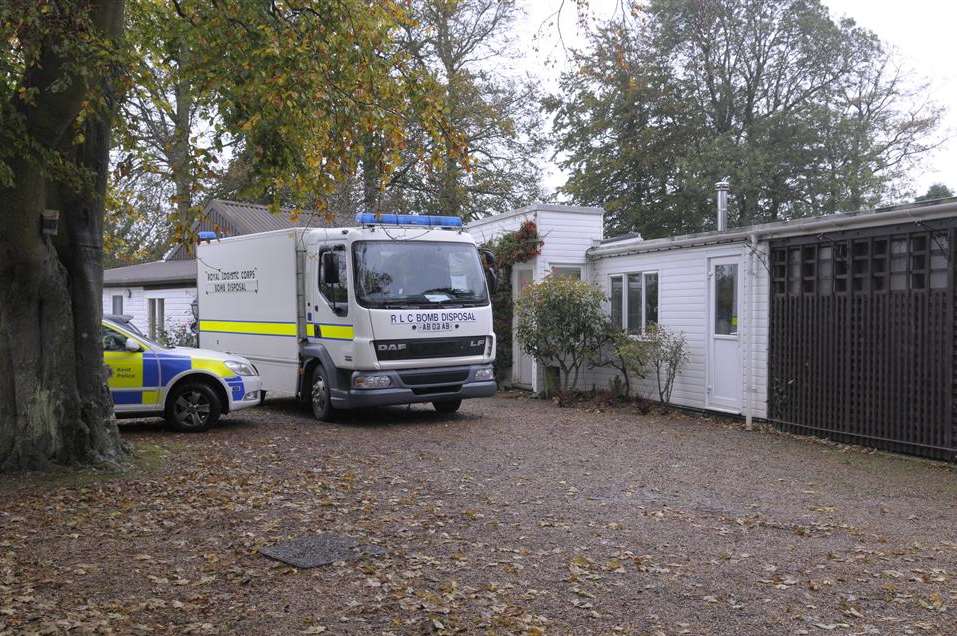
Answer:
[
  {"left": 225, "top": 360, "right": 257, "bottom": 376},
  {"left": 352, "top": 374, "right": 392, "bottom": 389},
  {"left": 475, "top": 367, "right": 494, "bottom": 382}
]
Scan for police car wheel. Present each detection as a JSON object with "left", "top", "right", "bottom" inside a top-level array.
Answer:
[
  {"left": 310, "top": 367, "right": 337, "bottom": 422},
  {"left": 166, "top": 382, "right": 221, "bottom": 432},
  {"left": 432, "top": 399, "right": 462, "bottom": 414}
]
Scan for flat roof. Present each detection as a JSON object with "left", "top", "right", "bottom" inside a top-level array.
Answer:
[
  {"left": 467, "top": 203, "right": 604, "bottom": 229},
  {"left": 590, "top": 198, "right": 957, "bottom": 258},
  {"left": 103, "top": 259, "right": 197, "bottom": 287}
]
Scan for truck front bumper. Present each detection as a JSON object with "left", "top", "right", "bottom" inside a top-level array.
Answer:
[{"left": 330, "top": 364, "right": 496, "bottom": 409}]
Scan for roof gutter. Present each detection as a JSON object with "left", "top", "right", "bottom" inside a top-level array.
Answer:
[{"left": 588, "top": 200, "right": 957, "bottom": 260}]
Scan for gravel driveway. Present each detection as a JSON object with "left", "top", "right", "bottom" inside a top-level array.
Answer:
[{"left": 1, "top": 394, "right": 955, "bottom": 635}]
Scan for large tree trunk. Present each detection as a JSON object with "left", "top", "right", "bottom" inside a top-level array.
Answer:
[
  {"left": 171, "top": 79, "right": 194, "bottom": 231},
  {"left": 0, "top": 0, "right": 128, "bottom": 472}
]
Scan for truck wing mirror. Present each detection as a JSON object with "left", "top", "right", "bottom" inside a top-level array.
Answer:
[
  {"left": 321, "top": 251, "right": 340, "bottom": 285},
  {"left": 480, "top": 249, "right": 496, "bottom": 268}
]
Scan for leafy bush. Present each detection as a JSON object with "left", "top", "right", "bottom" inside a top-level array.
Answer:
[
  {"left": 157, "top": 321, "right": 197, "bottom": 348},
  {"left": 514, "top": 275, "right": 608, "bottom": 392},
  {"left": 645, "top": 324, "right": 688, "bottom": 404},
  {"left": 588, "top": 326, "right": 649, "bottom": 398}
]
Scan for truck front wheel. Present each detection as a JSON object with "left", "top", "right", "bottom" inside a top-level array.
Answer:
[
  {"left": 432, "top": 399, "right": 462, "bottom": 414},
  {"left": 310, "top": 366, "right": 338, "bottom": 422}
]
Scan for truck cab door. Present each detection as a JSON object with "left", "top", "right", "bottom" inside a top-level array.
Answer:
[{"left": 311, "top": 245, "right": 355, "bottom": 360}]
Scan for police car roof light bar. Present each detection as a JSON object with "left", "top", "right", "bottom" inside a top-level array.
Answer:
[
  {"left": 198, "top": 231, "right": 217, "bottom": 241},
  {"left": 354, "top": 213, "right": 463, "bottom": 228}
]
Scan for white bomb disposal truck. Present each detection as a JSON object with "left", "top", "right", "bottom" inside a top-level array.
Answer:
[{"left": 197, "top": 213, "right": 497, "bottom": 420}]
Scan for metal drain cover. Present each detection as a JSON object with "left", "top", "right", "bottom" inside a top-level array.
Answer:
[{"left": 260, "top": 534, "right": 385, "bottom": 568}]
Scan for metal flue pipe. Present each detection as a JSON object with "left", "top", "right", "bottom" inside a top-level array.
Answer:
[{"left": 715, "top": 179, "right": 730, "bottom": 232}]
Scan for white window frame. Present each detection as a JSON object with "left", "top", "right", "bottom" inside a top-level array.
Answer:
[
  {"left": 609, "top": 271, "right": 659, "bottom": 336},
  {"left": 111, "top": 294, "right": 123, "bottom": 315},
  {"left": 147, "top": 297, "right": 165, "bottom": 340},
  {"left": 549, "top": 263, "right": 584, "bottom": 279}
]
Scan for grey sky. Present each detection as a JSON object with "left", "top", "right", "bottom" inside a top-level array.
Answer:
[{"left": 517, "top": 0, "right": 954, "bottom": 201}]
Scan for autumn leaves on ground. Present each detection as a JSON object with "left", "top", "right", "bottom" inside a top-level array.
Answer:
[{"left": 1, "top": 395, "right": 955, "bottom": 635}]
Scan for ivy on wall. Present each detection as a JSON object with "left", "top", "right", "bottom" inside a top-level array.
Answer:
[{"left": 482, "top": 220, "right": 542, "bottom": 383}]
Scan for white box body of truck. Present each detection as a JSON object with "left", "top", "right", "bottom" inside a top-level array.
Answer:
[{"left": 197, "top": 216, "right": 496, "bottom": 417}]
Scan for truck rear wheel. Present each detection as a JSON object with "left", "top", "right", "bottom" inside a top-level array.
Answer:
[
  {"left": 310, "top": 366, "right": 338, "bottom": 422},
  {"left": 432, "top": 399, "right": 462, "bottom": 414},
  {"left": 166, "top": 381, "right": 222, "bottom": 432}
]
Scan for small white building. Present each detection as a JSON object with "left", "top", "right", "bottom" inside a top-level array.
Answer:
[
  {"left": 467, "top": 202, "right": 768, "bottom": 420},
  {"left": 103, "top": 259, "right": 198, "bottom": 340},
  {"left": 469, "top": 196, "right": 957, "bottom": 457},
  {"left": 468, "top": 204, "right": 606, "bottom": 392}
]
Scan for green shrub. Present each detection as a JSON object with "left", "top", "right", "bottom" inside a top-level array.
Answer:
[
  {"left": 514, "top": 275, "right": 608, "bottom": 392},
  {"left": 645, "top": 324, "right": 688, "bottom": 404},
  {"left": 158, "top": 321, "right": 197, "bottom": 348},
  {"left": 588, "top": 325, "right": 649, "bottom": 398}
]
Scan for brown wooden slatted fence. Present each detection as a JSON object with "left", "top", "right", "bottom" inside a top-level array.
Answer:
[{"left": 768, "top": 220, "right": 956, "bottom": 460}]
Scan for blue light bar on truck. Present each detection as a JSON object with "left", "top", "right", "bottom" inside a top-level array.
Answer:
[
  {"left": 198, "top": 231, "right": 217, "bottom": 241},
  {"left": 354, "top": 213, "right": 462, "bottom": 227}
]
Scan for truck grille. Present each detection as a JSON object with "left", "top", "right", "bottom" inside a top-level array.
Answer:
[
  {"left": 374, "top": 336, "right": 486, "bottom": 361},
  {"left": 399, "top": 369, "right": 470, "bottom": 386}
]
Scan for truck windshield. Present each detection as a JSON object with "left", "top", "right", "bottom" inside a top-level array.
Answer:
[{"left": 353, "top": 241, "right": 490, "bottom": 308}]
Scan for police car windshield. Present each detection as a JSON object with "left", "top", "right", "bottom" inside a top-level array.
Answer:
[
  {"left": 105, "top": 320, "right": 171, "bottom": 350},
  {"left": 354, "top": 241, "right": 490, "bottom": 309}
]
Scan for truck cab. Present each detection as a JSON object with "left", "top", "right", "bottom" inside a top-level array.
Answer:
[{"left": 197, "top": 214, "right": 496, "bottom": 420}]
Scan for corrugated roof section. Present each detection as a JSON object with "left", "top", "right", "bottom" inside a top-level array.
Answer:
[
  {"left": 103, "top": 259, "right": 197, "bottom": 287},
  {"left": 167, "top": 199, "right": 357, "bottom": 260}
]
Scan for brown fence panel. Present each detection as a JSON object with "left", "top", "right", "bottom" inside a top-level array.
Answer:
[{"left": 768, "top": 221, "right": 956, "bottom": 460}]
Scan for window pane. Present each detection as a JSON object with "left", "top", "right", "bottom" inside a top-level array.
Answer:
[
  {"left": 148, "top": 299, "right": 165, "bottom": 340},
  {"left": 552, "top": 266, "right": 582, "bottom": 279},
  {"left": 101, "top": 326, "right": 127, "bottom": 352},
  {"left": 610, "top": 277, "right": 623, "bottom": 329},
  {"left": 111, "top": 295, "right": 123, "bottom": 315},
  {"left": 627, "top": 274, "right": 642, "bottom": 335},
  {"left": 644, "top": 272, "right": 658, "bottom": 327},
  {"left": 714, "top": 264, "right": 738, "bottom": 335}
]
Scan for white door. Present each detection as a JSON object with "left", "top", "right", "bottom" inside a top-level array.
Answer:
[
  {"left": 707, "top": 257, "right": 742, "bottom": 412},
  {"left": 512, "top": 267, "right": 535, "bottom": 388}
]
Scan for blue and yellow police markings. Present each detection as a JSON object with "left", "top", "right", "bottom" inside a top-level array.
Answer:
[
  {"left": 105, "top": 350, "right": 242, "bottom": 407},
  {"left": 104, "top": 350, "right": 160, "bottom": 406}
]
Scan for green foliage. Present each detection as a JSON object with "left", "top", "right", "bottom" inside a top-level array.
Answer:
[
  {"left": 157, "top": 321, "right": 197, "bottom": 349},
  {"left": 547, "top": 0, "right": 943, "bottom": 239},
  {"left": 489, "top": 220, "right": 543, "bottom": 267},
  {"left": 915, "top": 184, "right": 953, "bottom": 202},
  {"left": 514, "top": 275, "right": 608, "bottom": 392},
  {"left": 344, "top": 0, "right": 545, "bottom": 221},
  {"left": 113, "top": 0, "right": 457, "bottom": 255},
  {"left": 1, "top": 0, "right": 126, "bottom": 194},
  {"left": 588, "top": 326, "right": 649, "bottom": 398},
  {"left": 103, "top": 176, "right": 172, "bottom": 267},
  {"left": 644, "top": 324, "right": 688, "bottom": 404},
  {"left": 481, "top": 221, "right": 541, "bottom": 381}
]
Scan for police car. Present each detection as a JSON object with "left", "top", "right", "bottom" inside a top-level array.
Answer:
[{"left": 102, "top": 315, "right": 263, "bottom": 431}]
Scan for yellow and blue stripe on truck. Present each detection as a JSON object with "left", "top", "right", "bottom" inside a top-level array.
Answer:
[{"left": 198, "top": 320, "right": 354, "bottom": 341}]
